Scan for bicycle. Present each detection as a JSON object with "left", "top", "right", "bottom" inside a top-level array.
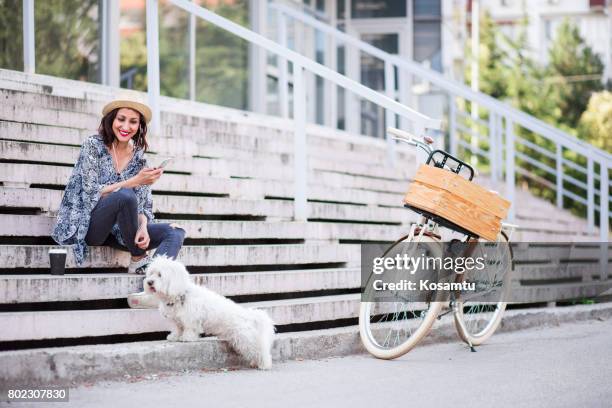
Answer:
[{"left": 358, "top": 127, "right": 518, "bottom": 360}]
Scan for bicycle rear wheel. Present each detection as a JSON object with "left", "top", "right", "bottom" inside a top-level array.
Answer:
[
  {"left": 453, "top": 231, "right": 513, "bottom": 346},
  {"left": 359, "top": 235, "right": 445, "bottom": 359}
]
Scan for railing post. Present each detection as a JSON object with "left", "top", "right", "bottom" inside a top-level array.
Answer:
[
  {"left": 293, "top": 62, "right": 308, "bottom": 221},
  {"left": 505, "top": 119, "right": 516, "bottom": 222},
  {"left": 248, "top": 0, "right": 267, "bottom": 114},
  {"left": 146, "top": 0, "right": 161, "bottom": 136},
  {"left": 556, "top": 144, "right": 563, "bottom": 208},
  {"left": 587, "top": 155, "right": 595, "bottom": 232},
  {"left": 22, "top": 0, "right": 35, "bottom": 74},
  {"left": 413, "top": 123, "right": 426, "bottom": 175},
  {"left": 497, "top": 114, "right": 504, "bottom": 181},
  {"left": 277, "top": 10, "right": 289, "bottom": 118},
  {"left": 449, "top": 95, "right": 457, "bottom": 157},
  {"left": 398, "top": 68, "right": 411, "bottom": 132},
  {"left": 489, "top": 112, "right": 497, "bottom": 183},
  {"left": 325, "top": 32, "right": 338, "bottom": 128},
  {"left": 344, "top": 42, "right": 360, "bottom": 135},
  {"left": 600, "top": 163, "right": 609, "bottom": 279},
  {"left": 100, "top": 0, "right": 120, "bottom": 87},
  {"left": 188, "top": 0, "right": 196, "bottom": 101},
  {"left": 384, "top": 59, "right": 396, "bottom": 165}
]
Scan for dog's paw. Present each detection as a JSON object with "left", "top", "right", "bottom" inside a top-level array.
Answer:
[
  {"left": 180, "top": 333, "right": 200, "bottom": 342},
  {"left": 166, "top": 332, "right": 181, "bottom": 341}
]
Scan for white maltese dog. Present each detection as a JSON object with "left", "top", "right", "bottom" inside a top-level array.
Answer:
[{"left": 144, "top": 256, "right": 275, "bottom": 370}]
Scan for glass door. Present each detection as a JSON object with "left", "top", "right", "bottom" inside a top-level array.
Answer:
[{"left": 359, "top": 32, "right": 401, "bottom": 137}]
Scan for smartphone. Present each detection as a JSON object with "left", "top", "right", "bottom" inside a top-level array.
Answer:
[{"left": 155, "top": 158, "right": 173, "bottom": 169}]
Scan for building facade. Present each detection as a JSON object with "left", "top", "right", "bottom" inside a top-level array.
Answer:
[{"left": 1, "top": 0, "right": 444, "bottom": 137}]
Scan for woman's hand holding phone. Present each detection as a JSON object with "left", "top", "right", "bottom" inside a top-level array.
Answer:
[{"left": 133, "top": 167, "right": 163, "bottom": 186}]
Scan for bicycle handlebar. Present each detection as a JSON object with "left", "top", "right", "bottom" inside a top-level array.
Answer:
[{"left": 387, "top": 127, "right": 433, "bottom": 155}]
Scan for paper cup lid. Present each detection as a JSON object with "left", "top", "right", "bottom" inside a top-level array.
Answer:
[{"left": 49, "top": 248, "right": 68, "bottom": 254}]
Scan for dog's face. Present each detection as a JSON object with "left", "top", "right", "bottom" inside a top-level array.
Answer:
[{"left": 144, "top": 256, "right": 190, "bottom": 300}]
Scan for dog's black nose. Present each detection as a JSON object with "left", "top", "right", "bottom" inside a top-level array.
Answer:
[{"left": 146, "top": 280, "right": 154, "bottom": 286}]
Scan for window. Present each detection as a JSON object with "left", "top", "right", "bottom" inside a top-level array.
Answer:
[
  {"left": 0, "top": 0, "right": 24, "bottom": 71},
  {"left": 35, "top": 0, "right": 100, "bottom": 82},
  {"left": 351, "top": 0, "right": 406, "bottom": 19},
  {"left": 414, "top": 0, "right": 441, "bottom": 18},
  {"left": 413, "top": 0, "right": 442, "bottom": 72}
]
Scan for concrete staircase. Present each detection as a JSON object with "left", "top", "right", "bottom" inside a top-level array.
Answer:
[{"left": 0, "top": 69, "right": 606, "bottom": 358}]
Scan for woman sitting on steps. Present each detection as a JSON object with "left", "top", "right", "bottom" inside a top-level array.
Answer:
[{"left": 51, "top": 95, "right": 186, "bottom": 281}]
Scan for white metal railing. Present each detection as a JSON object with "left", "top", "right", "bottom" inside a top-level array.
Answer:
[
  {"left": 269, "top": 2, "right": 611, "bottom": 240},
  {"left": 145, "top": 0, "right": 440, "bottom": 221}
]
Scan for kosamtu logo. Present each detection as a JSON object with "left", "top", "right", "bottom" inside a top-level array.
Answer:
[{"left": 371, "top": 279, "right": 476, "bottom": 292}]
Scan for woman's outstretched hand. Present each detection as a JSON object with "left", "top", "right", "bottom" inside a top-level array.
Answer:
[{"left": 132, "top": 167, "right": 163, "bottom": 186}]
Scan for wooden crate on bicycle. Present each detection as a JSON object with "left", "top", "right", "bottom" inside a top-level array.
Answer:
[{"left": 404, "top": 165, "right": 511, "bottom": 241}]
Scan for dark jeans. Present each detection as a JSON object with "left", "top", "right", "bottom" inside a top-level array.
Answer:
[{"left": 85, "top": 188, "right": 185, "bottom": 260}]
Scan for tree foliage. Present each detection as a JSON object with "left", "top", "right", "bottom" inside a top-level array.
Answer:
[
  {"left": 579, "top": 91, "right": 612, "bottom": 153},
  {"left": 544, "top": 20, "right": 604, "bottom": 130},
  {"left": 0, "top": 0, "right": 23, "bottom": 71},
  {"left": 120, "top": 0, "right": 249, "bottom": 110},
  {"left": 0, "top": 0, "right": 99, "bottom": 81},
  {"left": 473, "top": 11, "right": 508, "bottom": 99},
  {"left": 466, "top": 14, "right": 608, "bottom": 215}
]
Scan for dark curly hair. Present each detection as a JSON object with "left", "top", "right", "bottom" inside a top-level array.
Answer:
[{"left": 98, "top": 108, "right": 149, "bottom": 152}]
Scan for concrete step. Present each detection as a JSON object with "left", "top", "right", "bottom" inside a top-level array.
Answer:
[
  {"left": 0, "top": 140, "right": 410, "bottom": 196},
  {"left": 1, "top": 98, "right": 411, "bottom": 167},
  {"left": 511, "top": 244, "right": 610, "bottom": 264},
  {"left": 512, "top": 280, "right": 612, "bottom": 303},
  {"left": 0, "top": 244, "right": 358, "bottom": 269},
  {"left": 0, "top": 161, "right": 410, "bottom": 208},
  {"left": 0, "top": 120, "right": 414, "bottom": 180},
  {"left": 0, "top": 214, "right": 407, "bottom": 242},
  {"left": 516, "top": 263, "right": 604, "bottom": 281},
  {"left": 0, "top": 293, "right": 361, "bottom": 341},
  {"left": 0, "top": 70, "right": 116, "bottom": 101},
  {"left": 1, "top": 186, "right": 591, "bottom": 239},
  {"left": 0, "top": 187, "right": 291, "bottom": 218},
  {"left": 0, "top": 163, "right": 234, "bottom": 197},
  {"left": 0, "top": 87, "right": 104, "bottom": 116},
  {"left": 0, "top": 102, "right": 97, "bottom": 130},
  {"left": 0, "top": 120, "right": 90, "bottom": 146},
  {"left": 0, "top": 186, "right": 411, "bottom": 224},
  {"left": 0, "top": 86, "right": 413, "bottom": 156},
  {"left": 1, "top": 303, "right": 610, "bottom": 388},
  {"left": 0, "top": 267, "right": 361, "bottom": 303},
  {"left": 4, "top": 212, "right": 592, "bottom": 242},
  {"left": 515, "top": 230, "right": 599, "bottom": 242}
]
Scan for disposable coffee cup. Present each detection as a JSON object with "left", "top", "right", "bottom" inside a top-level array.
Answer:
[{"left": 49, "top": 248, "right": 67, "bottom": 275}]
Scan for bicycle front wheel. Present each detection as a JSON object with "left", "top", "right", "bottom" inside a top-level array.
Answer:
[
  {"left": 359, "top": 235, "right": 445, "bottom": 359},
  {"left": 453, "top": 231, "right": 513, "bottom": 346}
]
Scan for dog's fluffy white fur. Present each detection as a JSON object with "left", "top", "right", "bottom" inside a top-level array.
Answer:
[{"left": 144, "top": 256, "right": 275, "bottom": 369}]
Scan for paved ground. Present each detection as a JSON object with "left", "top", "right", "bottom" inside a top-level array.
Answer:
[{"left": 7, "top": 318, "right": 612, "bottom": 408}]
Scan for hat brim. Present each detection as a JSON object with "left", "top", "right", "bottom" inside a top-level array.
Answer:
[{"left": 102, "top": 100, "right": 152, "bottom": 124}]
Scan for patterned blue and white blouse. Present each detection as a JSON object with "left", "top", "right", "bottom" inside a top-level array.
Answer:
[{"left": 51, "top": 135, "right": 154, "bottom": 265}]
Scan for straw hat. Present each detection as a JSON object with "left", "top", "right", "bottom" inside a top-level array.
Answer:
[{"left": 102, "top": 93, "right": 152, "bottom": 124}]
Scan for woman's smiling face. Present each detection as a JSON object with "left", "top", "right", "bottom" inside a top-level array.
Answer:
[{"left": 112, "top": 108, "right": 141, "bottom": 143}]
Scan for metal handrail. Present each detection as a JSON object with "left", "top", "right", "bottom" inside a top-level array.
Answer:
[
  {"left": 270, "top": 2, "right": 612, "bottom": 162},
  {"left": 168, "top": 0, "right": 439, "bottom": 129},
  {"left": 270, "top": 1, "right": 610, "bottom": 240},
  {"left": 149, "top": 0, "right": 440, "bottom": 222}
]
